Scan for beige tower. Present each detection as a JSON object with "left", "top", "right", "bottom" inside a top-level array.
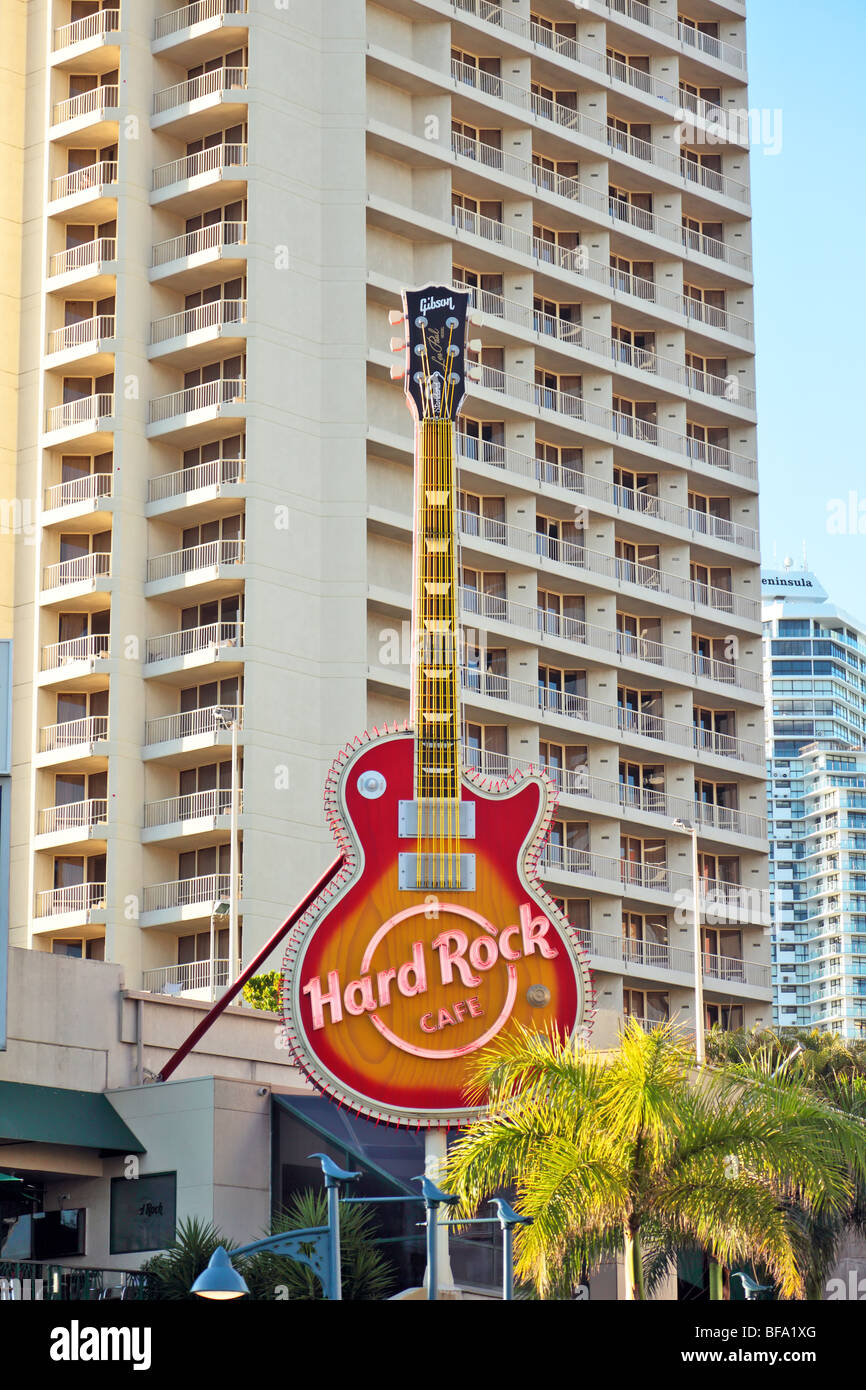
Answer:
[{"left": 8, "top": 0, "right": 770, "bottom": 1043}]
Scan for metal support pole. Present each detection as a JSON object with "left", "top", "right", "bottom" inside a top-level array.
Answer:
[
  {"left": 426, "top": 1203, "right": 437, "bottom": 1303},
  {"left": 327, "top": 1183, "right": 342, "bottom": 1302},
  {"left": 209, "top": 911, "right": 216, "bottom": 1003},
  {"left": 691, "top": 824, "right": 705, "bottom": 1065},
  {"left": 502, "top": 1223, "right": 514, "bottom": 1302},
  {"left": 228, "top": 717, "right": 239, "bottom": 990}
]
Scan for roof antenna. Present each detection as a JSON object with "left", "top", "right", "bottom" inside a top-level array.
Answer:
[{"left": 802, "top": 539, "right": 808, "bottom": 570}]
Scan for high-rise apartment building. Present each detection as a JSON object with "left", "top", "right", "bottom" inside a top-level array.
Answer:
[
  {"left": 763, "top": 566, "right": 866, "bottom": 1035},
  {"left": 6, "top": 0, "right": 770, "bottom": 1039}
]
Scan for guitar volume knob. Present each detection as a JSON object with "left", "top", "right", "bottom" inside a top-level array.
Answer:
[{"left": 357, "top": 770, "right": 387, "bottom": 799}]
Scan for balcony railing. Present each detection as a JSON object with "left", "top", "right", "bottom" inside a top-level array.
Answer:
[
  {"left": 144, "top": 787, "right": 241, "bottom": 828},
  {"left": 147, "top": 538, "right": 244, "bottom": 583},
  {"left": 142, "top": 871, "right": 240, "bottom": 914},
  {"left": 144, "top": 621, "right": 243, "bottom": 665},
  {"left": 458, "top": 665, "right": 762, "bottom": 764},
  {"left": 147, "top": 455, "right": 245, "bottom": 503},
  {"left": 450, "top": 132, "right": 751, "bottom": 274},
  {"left": 464, "top": 356, "right": 756, "bottom": 481},
  {"left": 454, "top": 280, "right": 755, "bottom": 411},
  {"left": 152, "top": 143, "right": 247, "bottom": 192},
  {"left": 458, "top": 509, "right": 758, "bottom": 623},
  {"left": 38, "top": 798, "right": 108, "bottom": 836},
  {"left": 578, "top": 927, "right": 767, "bottom": 988},
  {"left": 43, "top": 552, "right": 111, "bottom": 591},
  {"left": 449, "top": 58, "right": 748, "bottom": 206},
  {"left": 151, "top": 220, "right": 246, "bottom": 268},
  {"left": 450, "top": 206, "right": 755, "bottom": 342},
  {"left": 145, "top": 703, "right": 243, "bottom": 747},
  {"left": 44, "top": 472, "right": 112, "bottom": 511},
  {"left": 147, "top": 378, "right": 245, "bottom": 425},
  {"left": 604, "top": 0, "right": 746, "bottom": 71},
  {"left": 154, "top": 0, "right": 248, "bottom": 41},
  {"left": 35, "top": 882, "right": 106, "bottom": 917},
  {"left": 54, "top": 8, "right": 120, "bottom": 49},
  {"left": 39, "top": 715, "right": 109, "bottom": 753},
  {"left": 45, "top": 394, "right": 114, "bottom": 434},
  {"left": 153, "top": 66, "right": 248, "bottom": 115},
  {"left": 540, "top": 846, "right": 769, "bottom": 920},
  {"left": 449, "top": 0, "right": 735, "bottom": 130},
  {"left": 149, "top": 299, "right": 246, "bottom": 346},
  {"left": 49, "top": 237, "right": 117, "bottom": 279},
  {"left": 51, "top": 161, "right": 117, "bottom": 203},
  {"left": 52, "top": 85, "right": 119, "bottom": 126},
  {"left": 47, "top": 314, "right": 115, "bottom": 355},
  {"left": 455, "top": 431, "right": 758, "bottom": 550},
  {"left": 41, "top": 633, "right": 110, "bottom": 671},
  {"left": 143, "top": 959, "right": 232, "bottom": 993}
]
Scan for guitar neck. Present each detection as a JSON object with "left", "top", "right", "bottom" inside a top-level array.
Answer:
[{"left": 412, "top": 417, "right": 462, "bottom": 802}]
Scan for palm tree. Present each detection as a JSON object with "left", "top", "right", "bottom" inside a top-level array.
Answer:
[
  {"left": 445, "top": 1019, "right": 866, "bottom": 1299},
  {"left": 243, "top": 1190, "right": 396, "bottom": 1301}
]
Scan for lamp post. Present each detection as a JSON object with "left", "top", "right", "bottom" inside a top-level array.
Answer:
[
  {"left": 210, "top": 896, "right": 230, "bottom": 1002},
  {"left": 214, "top": 706, "right": 240, "bottom": 987},
  {"left": 673, "top": 818, "right": 705, "bottom": 1065}
]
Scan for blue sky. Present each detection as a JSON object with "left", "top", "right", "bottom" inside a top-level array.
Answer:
[{"left": 746, "top": 0, "right": 866, "bottom": 608}]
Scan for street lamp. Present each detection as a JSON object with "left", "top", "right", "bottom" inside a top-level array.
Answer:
[
  {"left": 210, "top": 896, "right": 230, "bottom": 1003},
  {"left": 673, "top": 818, "right": 705, "bottom": 1065},
  {"left": 214, "top": 705, "right": 240, "bottom": 991}
]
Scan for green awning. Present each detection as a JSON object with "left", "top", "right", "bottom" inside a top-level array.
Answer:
[{"left": 0, "top": 1082, "right": 145, "bottom": 1156}]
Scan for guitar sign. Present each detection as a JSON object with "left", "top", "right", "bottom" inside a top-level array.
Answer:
[{"left": 281, "top": 285, "right": 594, "bottom": 1127}]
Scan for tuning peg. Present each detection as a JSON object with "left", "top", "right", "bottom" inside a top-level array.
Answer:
[
  {"left": 466, "top": 365, "right": 483, "bottom": 383},
  {"left": 467, "top": 308, "right": 484, "bottom": 326},
  {"left": 468, "top": 338, "right": 482, "bottom": 353},
  {"left": 389, "top": 363, "right": 406, "bottom": 380},
  {"left": 389, "top": 336, "right": 405, "bottom": 352},
  {"left": 388, "top": 309, "right": 404, "bottom": 325}
]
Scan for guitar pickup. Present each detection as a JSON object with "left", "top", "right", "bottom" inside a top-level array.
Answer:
[
  {"left": 398, "top": 853, "right": 476, "bottom": 891},
  {"left": 398, "top": 800, "right": 476, "bottom": 838}
]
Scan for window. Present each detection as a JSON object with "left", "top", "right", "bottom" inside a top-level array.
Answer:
[
  {"left": 607, "top": 114, "right": 652, "bottom": 157},
  {"left": 606, "top": 48, "right": 652, "bottom": 93},
  {"left": 457, "top": 491, "right": 506, "bottom": 542},
  {"left": 611, "top": 324, "right": 656, "bottom": 370},
  {"left": 461, "top": 568, "right": 506, "bottom": 620},
  {"left": 609, "top": 184, "right": 653, "bottom": 230},
  {"left": 619, "top": 761, "right": 665, "bottom": 807},
  {"left": 623, "top": 912, "right": 668, "bottom": 965},
  {"left": 613, "top": 396, "right": 658, "bottom": 443},
  {"left": 451, "top": 49, "right": 502, "bottom": 97},
  {"left": 538, "top": 665, "right": 586, "bottom": 716},
  {"left": 533, "top": 222, "right": 580, "bottom": 266},
  {"left": 186, "top": 122, "right": 246, "bottom": 157},
  {"left": 179, "top": 434, "right": 244, "bottom": 488},
  {"left": 690, "top": 562, "right": 732, "bottom": 608},
  {"left": 535, "top": 439, "right": 583, "bottom": 486},
  {"left": 531, "top": 82, "right": 578, "bottom": 125},
  {"left": 624, "top": 989, "right": 669, "bottom": 1023},
  {"left": 535, "top": 368, "right": 582, "bottom": 413},
  {"left": 464, "top": 722, "right": 507, "bottom": 776},
  {"left": 464, "top": 643, "right": 507, "bottom": 698},
  {"left": 618, "top": 686, "right": 663, "bottom": 736},
  {"left": 538, "top": 589, "right": 585, "bottom": 639},
  {"left": 705, "top": 1003, "right": 743, "bottom": 1031},
  {"left": 684, "top": 283, "right": 726, "bottom": 326},
  {"left": 452, "top": 191, "right": 502, "bottom": 234},
  {"left": 616, "top": 610, "right": 662, "bottom": 657},
  {"left": 613, "top": 467, "right": 658, "bottom": 512},
  {"left": 615, "top": 538, "right": 660, "bottom": 586},
  {"left": 453, "top": 265, "right": 503, "bottom": 313},
  {"left": 533, "top": 151, "right": 579, "bottom": 194},
  {"left": 533, "top": 296, "right": 581, "bottom": 340},
  {"left": 540, "top": 742, "right": 587, "bottom": 792},
  {"left": 610, "top": 254, "right": 655, "bottom": 298},
  {"left": 620, "top": 836, "right": 667, "bottom": 888},
  {"left": 452, "top": 120, "right": 503, "bottom": 168},
  {"left": 459, "top": 417, "right": 504, "bottom": 464},
  {"left": 536, "top": 512, "right": 583, "bottom": 563}
]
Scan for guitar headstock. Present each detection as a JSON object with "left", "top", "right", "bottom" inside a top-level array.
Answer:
[{"left": 388, "top": 284, "right": 481, "bottom": 422}]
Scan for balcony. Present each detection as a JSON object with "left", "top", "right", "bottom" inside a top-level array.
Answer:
[
  {"left": 578, "top": 927, "right": 768, "bottom": 991},
  {"left": 144, "top": 702, "right": 243, "bottom": 753},
  {"left": 458, "top": 583, "right": 761, "bottom": 694},
  {"left": 604, "top": 0, "right": 746, "bottom": 73},
  {"left": 51, "top": 85, "right": 119, "bottom": 140},
  {"left": 143, "top": 787, "right": 242, "bottom": 842},
  {"left": 457, "top": 508, "right": 758, "bottom": 625},
  {"left": 145, "top": 538, "right": 245, "bottom": 600},
  {"left": 143, "top": 959, "right": 232, "bottom": 995},
  {"left": 49, "top": 160, "right": 118, "bottom": 210},
  {"left": 48, "top": 237, "right": 117, "bottom": 288},
  {"left": 44, "top": 471, "right": 113, "bottom": 515},
  {"left": 447, "top": 0, "right": 746, "bottom": 140},
  {"left": 461, "top": 358, "right": 756, "bottom": 482},
  {"left": 152, "top": 66, "right": 248, "bottom": 128},
  {"left": 448, "top": 130, "right": 751, "bottom": 274},
  {"left": 151, "top": 144, "right": 247, "bottom": 210},
  {"left": 144, "top": 620, "right": 244, "bottom": 671},
  {"left": 38, "top": 717, "right": 109, "bottom": 772},
  {"left": 42, "top": 552, "right": 111, "bottom": 598},
  {"left": 457, "top": 666, "right": 762, "bottom": 765},
  {"left": 140, "top": 873, "right": 240, "bottom": 936},
  {"left": 44, "top": 393, "right": 114, "bottom": 442},
  {"left": 40, "top": 633, "right": 110, "bottom": 676},
  {"left": 449, "top": 205, "right": 754, "bottom": 344},
  {"left": 146, "top": 455, "right": 245, "bottom": 513},
  {"left": 46, "top": 314, "right": 116, "bottom": 367},
  {"left": 148, "top": 299, "right": 247, "bottom": 362},
  {"left": 34, "top": 882, "right": 106, "bottom": 920},
  {"left": 454, "top": 279, "right": 756, "bottom": 414},
  {"left": 464, "top": 746, "right": 766, "bottom": 841},
  {"left": 451, "top": 432, "right": 757, "bottom": 552},
  {"left": 146, "top": 378, "right": 245, "bottom": 440},
  {"left": 53, "top": 8, "right": 120, "bottom": 53},
  {"left": 448, "top": 56, "right": 749, "bottom": 205},
  {"left": 153, "top": 0, "right": 249, "bottom": 49},
  {"left": 150, "top": 220, "right": 247, "bottom": 287},
  {"left": 37, "top": 797, "right": 108, "bottom": 840},
  {"left": 541, "top": 846, "right": 769, "bottom": 924}
]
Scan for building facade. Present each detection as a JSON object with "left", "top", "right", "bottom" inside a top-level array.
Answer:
[
  {"left": 763, "top": 567, "right": 866, "bottom": 1035},
  {"left": 6, "top": 0, "right": 770, "bottom": 1037}
]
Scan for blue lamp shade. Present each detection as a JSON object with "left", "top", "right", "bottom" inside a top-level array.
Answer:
[{"left": 191, "top": 1246, "right": 249, "bottom": 1300}]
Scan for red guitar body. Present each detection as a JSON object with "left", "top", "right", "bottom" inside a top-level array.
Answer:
[{"left": 282, "top": 727, "right": 594, "bottom": 1127}]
